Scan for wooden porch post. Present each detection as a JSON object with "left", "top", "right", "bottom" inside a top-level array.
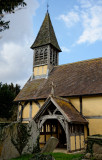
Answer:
[{"left": 65, "top": 121, "right": 70, "bottom": 152}]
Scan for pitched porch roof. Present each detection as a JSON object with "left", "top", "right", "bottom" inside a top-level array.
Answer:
[{"left": 34, "top": 96, "right": 88, "bottom": 124}]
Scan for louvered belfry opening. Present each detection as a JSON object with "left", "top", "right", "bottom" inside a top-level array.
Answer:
[{"left": 34, "top": 45, "right": 58, "bottom": 67}]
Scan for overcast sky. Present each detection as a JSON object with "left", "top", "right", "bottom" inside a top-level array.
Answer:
[{"left": 0, "top": 0, "right": 102, "bottom": 88}]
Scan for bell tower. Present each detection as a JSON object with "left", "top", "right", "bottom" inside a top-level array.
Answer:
[{"left": 31, "top": 12, "right": 61, "bottom": 79}]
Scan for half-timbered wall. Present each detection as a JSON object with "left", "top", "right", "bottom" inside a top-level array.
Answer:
[
  {"left": 67, "top": 97, "right": 80, "bottom": 112},
  {"left": 68, "top": 95, "right": 102, "bottom": 136},
  {"left": 70, "top": 124, "right": 85, "bottom": 151},
  {"left": 82, "top": 96, "right": 102, "bottom": 135},
  {"left": 17, "top": 100, "right": 45, "bottom": 123}
]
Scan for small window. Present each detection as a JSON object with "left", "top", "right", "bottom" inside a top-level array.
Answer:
[{"left": 40, "top": 126, "right": 44, "bottom": 133}]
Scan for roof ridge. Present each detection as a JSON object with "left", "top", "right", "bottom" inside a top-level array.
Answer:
[{"left": 54, "top": 57, "right": 102, "bottom": 68}]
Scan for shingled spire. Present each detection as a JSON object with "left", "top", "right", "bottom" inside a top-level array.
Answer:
[
  {"left": 31, "top": 12, "right": 61, "bottom": 79},
  {"left": 31, "top": 12, "right": 61, "bottom": 51}
]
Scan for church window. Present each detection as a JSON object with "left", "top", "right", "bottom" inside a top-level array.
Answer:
[
  {"left": 41, "top": 126, "right": 44, "bottom": 132},
  {"left": 48, "top": 125, "right": 50, "bottom": 132},
  {"left": 52, "top": 125, "right": 56, "bottom": 132},
  {"left": 46, "top": 125, "right": 48, "bottom": 132},
  {"left": 70, "top": 124, "right": 84, "bottom": 135}
]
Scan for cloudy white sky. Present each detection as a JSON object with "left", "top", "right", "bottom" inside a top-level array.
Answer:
[{"left": 0, "top": 0, "right": 102, "bottom": 87}]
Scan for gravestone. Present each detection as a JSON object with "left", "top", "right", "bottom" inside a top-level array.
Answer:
[
  {"left": 0, "top": 120, "right": 39, "bottom": 160},
  {"left": 23, "top": 120, "right": 39, "bottom": 154},
  {"left": 41, "top": 137, "right": 59, "bottom": 153},
  {"left": 93, "top": 143, "right": 102, "bottom": 154},
  {"left": 0, "top": 122, "right": 20, "bottom": 160}
]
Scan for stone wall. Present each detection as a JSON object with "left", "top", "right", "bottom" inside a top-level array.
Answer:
[{"left": 85, "top": 135, "right": 102, "bottom": 160}]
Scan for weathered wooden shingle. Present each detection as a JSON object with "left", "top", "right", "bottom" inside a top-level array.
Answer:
[
  {"left": 14, "top": 58, "right": 102, "bottom": 101},
  {"left": 31, "top": 12, "right": 61, "bottom": 52}
]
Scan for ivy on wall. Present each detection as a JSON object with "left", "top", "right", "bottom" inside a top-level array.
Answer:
[{"left": 11, "top": 123, "right": 30, "bottom": 155}]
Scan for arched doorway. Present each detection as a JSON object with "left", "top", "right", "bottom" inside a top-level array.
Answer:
[{"left": 40, "top": 119, "right": 66, "bottom": 148}]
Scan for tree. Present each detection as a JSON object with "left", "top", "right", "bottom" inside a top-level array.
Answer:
[
  {"left": 0, "top": 82, "right": 20, "bottom": 119},
  {"left": 0, "top": 0, "right": 26, "bottom": 32}
]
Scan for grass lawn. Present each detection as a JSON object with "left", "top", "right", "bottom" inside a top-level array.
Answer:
[
  {"left": 10, "top": 154, "right": 33, "bottom": 160},
  {"left": 52, "top": 153, "right": 83, "bottom": 160},
  {"left": 10, "top": 153, "right": 83, "bottom": 160}
]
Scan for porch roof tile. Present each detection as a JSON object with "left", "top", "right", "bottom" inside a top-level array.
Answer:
[{"left": 53, "top": 96, "right": 88, "bottom": 124}]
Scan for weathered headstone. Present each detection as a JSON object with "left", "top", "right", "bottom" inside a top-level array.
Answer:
[
  {"left": 41, "top": 137, "right": 59, "bottom": 153},
  {"left": 22, "top": 120, "right": 39, "bottom": 154},
  {"left": 0, "top": 120, "right": 39, "bottom": 160},
  {"left": 0, "top": 122, "right": 20, "bottom": 160},
  {"left": 93, "top": 143, "right": 102, "bottom": 154}
]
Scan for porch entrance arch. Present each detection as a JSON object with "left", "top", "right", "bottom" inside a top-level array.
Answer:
[{"left": 39, "top": 118, "right": 67, "bottom": 148}]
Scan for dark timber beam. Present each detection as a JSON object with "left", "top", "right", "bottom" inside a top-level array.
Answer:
[
  {"left": 18, "top": 102, "right": 28, "bottom": 122},
  {"left": 80, "top": 96, "right": 82, "bottom": 115},
  {"left": 34, "top": 100, "right": 41, "bottom": 108}
]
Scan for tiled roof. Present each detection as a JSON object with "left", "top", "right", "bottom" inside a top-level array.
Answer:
[
  {"left": 34, "top": 96, "right": 88, "bottom": 124},
  {"left": 14, "top": 58, "right": 102, "bottom": 101},
  {"left": 31, "top": 12, "right": 61, "bottom": 52},
  {"left": 53, "top": 96, "right": 87, "bottom": 124},
  {"left": 14, "top": 78, "right": 47, "bottom": 101}
]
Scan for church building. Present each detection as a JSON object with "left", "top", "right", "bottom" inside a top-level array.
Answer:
[{"left": 14, "top": 11, "right": 102, "bottom": 152}]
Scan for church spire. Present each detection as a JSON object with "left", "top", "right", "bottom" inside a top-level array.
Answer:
[
  {"left": 31, "top": 12, "right": 61, "bottom": 79},
  {"left": 31, "top": 12, "right": 61, "bottom": 52}
]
